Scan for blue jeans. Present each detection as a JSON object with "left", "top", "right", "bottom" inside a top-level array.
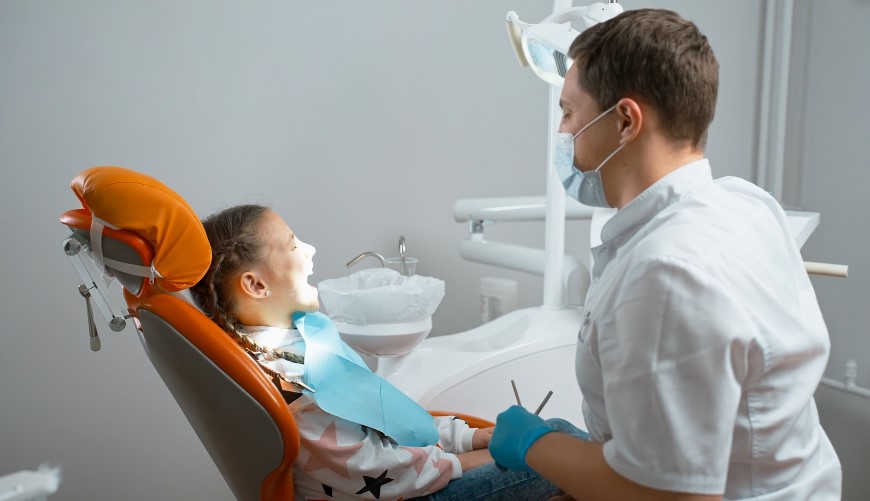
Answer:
[{"left": 411, "top": 419, "right": 589, "bottom": 501}]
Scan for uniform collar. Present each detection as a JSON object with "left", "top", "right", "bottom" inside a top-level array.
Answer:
[{"left": 601, "top": 159, "right": 712, "bottom": 244}]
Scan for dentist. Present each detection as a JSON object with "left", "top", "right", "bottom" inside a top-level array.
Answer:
[{"left": 490, "top": 8, "right": 841, "bottom": 501}]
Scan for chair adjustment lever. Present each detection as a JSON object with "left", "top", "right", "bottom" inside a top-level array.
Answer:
[{"left": 78, "top": 284, "right": 101, "bottom": 352}]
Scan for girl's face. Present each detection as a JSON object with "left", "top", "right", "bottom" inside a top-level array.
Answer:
[{"left": 256, "top": 210, "right": 319, "bottom": 314}]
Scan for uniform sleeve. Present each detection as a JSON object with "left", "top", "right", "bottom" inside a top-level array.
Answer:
[
  {"left": 434, "top": 416, "right": 476, "bottom": 454},
  {"left": 596, "top": 257, "right": 756, "bottom": 495},
  {"left": 292, "top": 401, "right": 462, "bottom": 499}
]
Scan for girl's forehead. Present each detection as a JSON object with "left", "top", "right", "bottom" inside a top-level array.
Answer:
[{"left": 259, "top": 211, "right": 294, "bottom": 242}]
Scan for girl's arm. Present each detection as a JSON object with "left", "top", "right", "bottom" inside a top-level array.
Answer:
[{"left": 293, "top": 403, "right": 473, "bottom": 499}]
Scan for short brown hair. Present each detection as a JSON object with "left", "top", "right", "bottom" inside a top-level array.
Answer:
[{"left": 568, "top": 8, "right": 718, "bottom": 148}]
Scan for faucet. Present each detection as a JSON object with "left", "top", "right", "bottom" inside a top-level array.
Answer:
[
  {"left": 346, "top": 251, "right": 386, "bottom": 269},
  {"left": 398, "top": 236, "right": 407, "bottom": 276}
]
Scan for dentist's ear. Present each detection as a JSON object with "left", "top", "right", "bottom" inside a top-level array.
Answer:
[{"left": 615, "top": 97, "right": 642, "bottom": 144}]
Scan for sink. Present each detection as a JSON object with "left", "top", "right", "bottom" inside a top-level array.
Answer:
[
  {"left": 317, "top": 268, "right": 445, "bottom": 357},
  {"left": 333, "top": 317, "right": 432, "bottom": 357}
]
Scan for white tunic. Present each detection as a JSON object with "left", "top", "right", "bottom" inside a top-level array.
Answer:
[{"left": 575, "top": 159, "right": 841, "bottom": 499}]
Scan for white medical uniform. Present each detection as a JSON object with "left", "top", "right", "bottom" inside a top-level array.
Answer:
[{"left": 575, "top": 159, "right": 841, "bottom": 499}]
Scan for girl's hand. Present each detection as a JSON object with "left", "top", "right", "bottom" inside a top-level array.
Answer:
[{"left": 471, "top": 426, "right": 494, "bottom": 449}]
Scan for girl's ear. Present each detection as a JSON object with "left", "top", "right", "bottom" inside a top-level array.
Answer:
[{"left": 238, "top": 270, "right": 269, "bottom": 299}]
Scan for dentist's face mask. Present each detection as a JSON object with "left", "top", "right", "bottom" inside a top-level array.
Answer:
[{"left": 554, "top": 104, "right": 624, "bottom": 208}]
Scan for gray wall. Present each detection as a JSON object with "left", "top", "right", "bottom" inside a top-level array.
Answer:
[
  {"left": 1, "top": 1, "right": 862, "bottom": 499},
  {"left": 791, "top": 2, "right": 870, "bottom": 500}
]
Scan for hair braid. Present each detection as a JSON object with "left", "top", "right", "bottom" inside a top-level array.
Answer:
[{"left": 204, "top": 247, "right": 231, "bottom": 330}]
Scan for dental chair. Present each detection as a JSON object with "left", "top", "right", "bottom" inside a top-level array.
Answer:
[
  {"left": 60, "top": 166, "right": 299, "bottom": 501},
  {"left": 59, "top": 166, "right": 492, "bottom": 501}
]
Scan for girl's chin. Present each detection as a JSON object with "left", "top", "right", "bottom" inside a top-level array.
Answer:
[
  {"left": 297, "top": 300, "right": 320, "bottom": 313},
  {"left": 295, "top": 285, "right": 320, "bottom": 312}
]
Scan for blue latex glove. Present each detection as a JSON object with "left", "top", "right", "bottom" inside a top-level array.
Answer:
[{"left": 490, "top": 405, "right": 556, "bottom": 472}]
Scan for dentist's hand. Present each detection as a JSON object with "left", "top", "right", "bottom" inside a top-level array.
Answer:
[{"left": 490, "top": 405, "right": 556, "bottom": 472}]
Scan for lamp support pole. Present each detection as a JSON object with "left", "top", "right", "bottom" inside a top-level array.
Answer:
[
  {"left": 541, "top": 0, "right": 573, "bottom": 309},
  {"left": 542, "top": 84, "right": 567, "bottom": 309}
]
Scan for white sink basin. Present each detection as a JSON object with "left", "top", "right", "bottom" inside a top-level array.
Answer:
[
  {"left": 317, "top": 268, "right": 445, "bottom": 357},
  {"left": 333, "top": 317, "right": 432, "bottom": 358}
]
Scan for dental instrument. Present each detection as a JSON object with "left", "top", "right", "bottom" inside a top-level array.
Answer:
[
  {"left": 534, "top": 391, "right": 554, "bottom": 416},
  {"left": 511, "top": 380, "right": 523, "bottom": 407},
  {"left": 510, "top": 380, "right": 553, "bottom": 416}
]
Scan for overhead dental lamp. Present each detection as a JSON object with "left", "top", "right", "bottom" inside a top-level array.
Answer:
[
  {"left": 505, "top": 1, "right": 623, "bottom": 86},
  {"left": 483, "top": 1, "right": 623, "bottom": 309}
]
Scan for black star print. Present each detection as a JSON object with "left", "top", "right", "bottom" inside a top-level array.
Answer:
[
  {"left": 321, "top": 483, "right": 333, "bottom": 497},
  {"left": 355, "top": 469, "right": 394, "bottom": 499}
]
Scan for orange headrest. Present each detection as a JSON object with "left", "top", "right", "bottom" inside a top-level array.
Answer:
[{"left": 66, "top": 166, "right": 211, "bottom": 293}]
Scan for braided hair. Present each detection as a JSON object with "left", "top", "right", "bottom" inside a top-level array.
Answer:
[{"left": 190, "top": 204, "right": 304, "bottom": 368}]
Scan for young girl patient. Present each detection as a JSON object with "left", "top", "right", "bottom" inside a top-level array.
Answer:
[{"left": 189, "top": 204, "right": 559, "bottom": 501}]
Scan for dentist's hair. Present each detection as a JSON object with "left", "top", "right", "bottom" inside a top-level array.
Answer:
[
  {"left": 190, "top": 204, "right": 270, "bottom": 335},
  {"left": 568, "top": 8, "right": 719, "bottom": 149}
]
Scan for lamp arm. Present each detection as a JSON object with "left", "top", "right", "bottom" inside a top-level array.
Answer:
[
  {"left": 541, "top": 6, "right": 590, "bottom": 25},
  {"left": 542, "top": 2, "right": 623, "bottom": 28}
]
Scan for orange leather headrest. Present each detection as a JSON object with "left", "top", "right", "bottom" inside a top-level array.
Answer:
[{"left": 69, "top": 166, "right": 211, "bottom": 292}]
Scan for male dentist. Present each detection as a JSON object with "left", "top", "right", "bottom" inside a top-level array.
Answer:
[{"left": 490, "top": 8, "right": 841, "bottom": 501}]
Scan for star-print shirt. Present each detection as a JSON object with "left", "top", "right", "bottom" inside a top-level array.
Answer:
[{"left": 245, "top": 326, "right": 477, "bottom": 501}]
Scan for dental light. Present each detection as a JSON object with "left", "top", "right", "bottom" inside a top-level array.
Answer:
[
  {"left": 506, "top": 1, "right": 623, "bottom": 86},
  {"left": 495, "top": 2, "right": 624, "bottom": 308}
]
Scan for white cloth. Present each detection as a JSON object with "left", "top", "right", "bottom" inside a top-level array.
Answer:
[
  {"left": 246, "top": 327, "right": 476, "bottom": 500},
  {"left": 575, "top": 159, "right": 841, "bottom": 499}
]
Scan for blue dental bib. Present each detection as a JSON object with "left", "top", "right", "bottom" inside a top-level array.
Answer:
[{"left": 293, "top": 311, "right": 438, "bottom": 447}]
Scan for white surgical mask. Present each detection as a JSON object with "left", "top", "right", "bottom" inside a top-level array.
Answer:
[{"left": 554, "top": 104, "right": 624, "bottom": 208}]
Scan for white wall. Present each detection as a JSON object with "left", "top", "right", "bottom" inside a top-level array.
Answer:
[{"left": 7, "top": 1, "right": 854, "bottom": 500}]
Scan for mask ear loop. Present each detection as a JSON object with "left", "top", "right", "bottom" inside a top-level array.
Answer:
[
  {"left": 572, "top": 104, "right": 618, "bottom": 139},
  {"left": 592, "top": 143, "right": 626, "bottom": 173}
]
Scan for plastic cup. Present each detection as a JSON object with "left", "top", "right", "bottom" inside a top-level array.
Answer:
[{"left": 385, "top": 257, "right": 417, "bottom": 276}]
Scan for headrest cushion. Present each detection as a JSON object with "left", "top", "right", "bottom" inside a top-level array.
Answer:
[{"left": 70, "top": 166, "right": 211, "bottom": 292}]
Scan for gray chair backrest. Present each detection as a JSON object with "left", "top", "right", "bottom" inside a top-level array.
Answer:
[{"left": 137, "top": 307, "right": 285, "bottom": 501}]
